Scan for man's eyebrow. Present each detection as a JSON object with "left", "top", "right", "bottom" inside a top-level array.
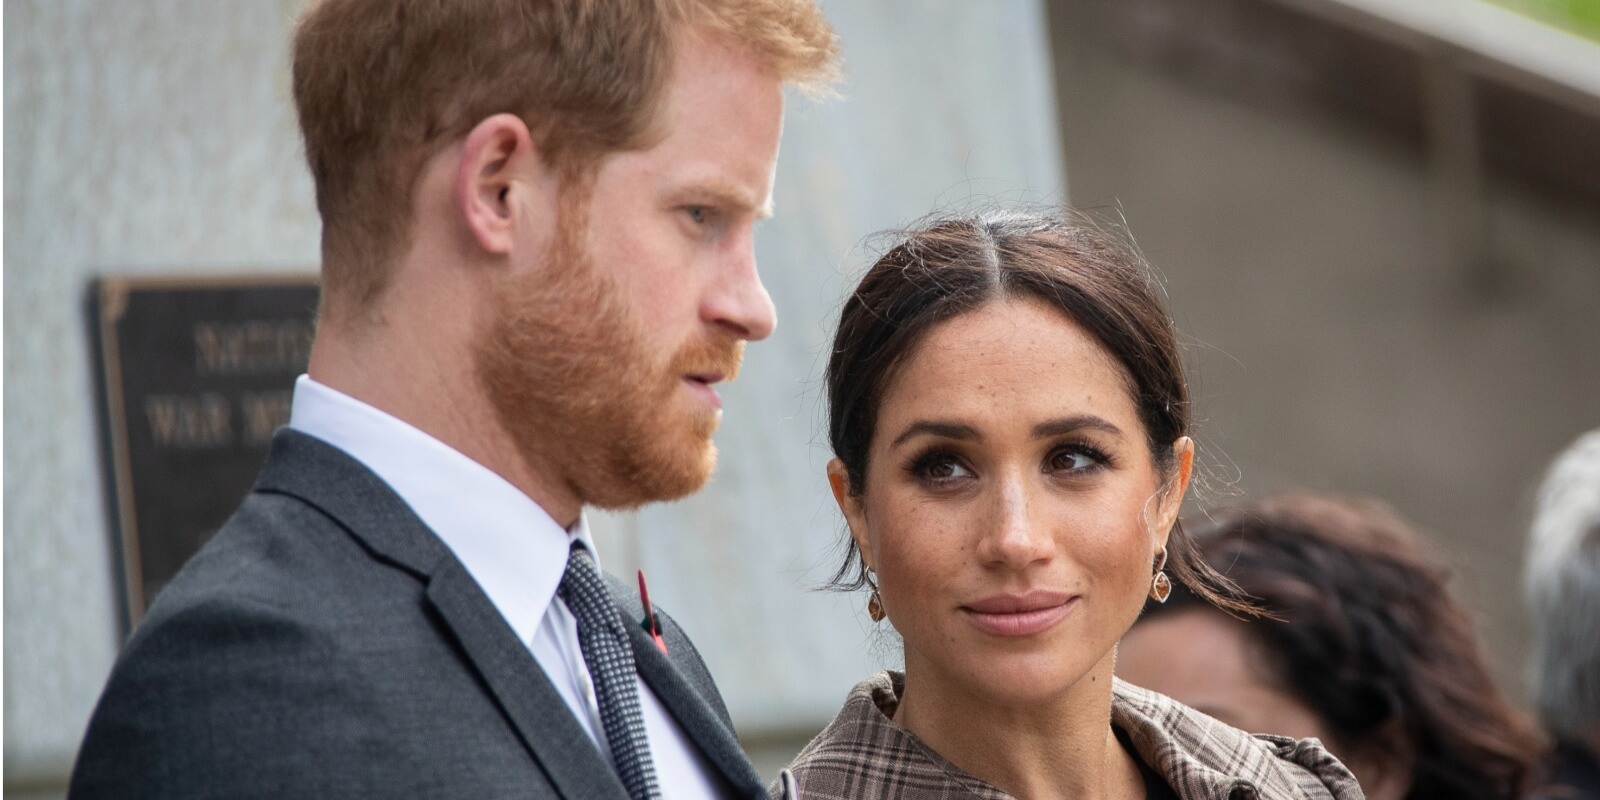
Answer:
[
  {"left": 891, "top": 420, "right": 979, "bottom": 448},
  {"left": 666, "top": 179, "right": 773, "bottom": 219},
  {"left": 1031, "top": 415, "right": 1124, "bottom": 439}
]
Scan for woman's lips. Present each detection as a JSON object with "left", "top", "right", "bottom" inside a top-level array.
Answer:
[{"left": 961, "top": 591, "right": 1077, "bottom": 637}]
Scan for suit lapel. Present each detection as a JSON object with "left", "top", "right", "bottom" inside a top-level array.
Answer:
[
  {"left": 625, "top": 623, "right": 767, "bottom": 797},
  {"left": 256, "top": 431, "right": 628, "bottom": 800},
  {"left": 427, "top": 560, "right": 629, "bottom": 800}
]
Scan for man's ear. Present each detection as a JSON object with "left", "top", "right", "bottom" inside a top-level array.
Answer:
[
  {"left": 827, "top": 459, "right": 872, "bottom": 567},
  {"left": 1153, "top": 436, "right": 1195, "bottom": 550},
  {"left": 456, "top": 113, "right": 546, "bottom": 257}
]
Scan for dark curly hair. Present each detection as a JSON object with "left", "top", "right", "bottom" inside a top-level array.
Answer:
[{"left": 1140, "top": 494, "right": 1542, "bottom": 800}]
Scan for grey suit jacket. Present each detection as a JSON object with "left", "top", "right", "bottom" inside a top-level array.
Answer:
[{"left": 69, "top": 430, "right": 766, "bottom": 799}]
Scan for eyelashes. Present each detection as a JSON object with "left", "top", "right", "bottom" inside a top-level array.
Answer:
[
  {"left": 902, "top": 440, "right": 1114, "bottom": 486},
  {"left": 905, "top": 448, "right": 971, "bottom": 483},
  {"left": 1047, "top": 442, "right": 1114, "bottom": 473}
]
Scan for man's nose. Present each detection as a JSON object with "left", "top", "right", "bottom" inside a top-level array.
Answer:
[{"left": 704, "top": 236, "right": 777, "bottom": 342}]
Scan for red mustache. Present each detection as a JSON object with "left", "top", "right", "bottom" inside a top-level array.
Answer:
[{"left": 669, "top": 338, "right": 744, "bottom": 383}]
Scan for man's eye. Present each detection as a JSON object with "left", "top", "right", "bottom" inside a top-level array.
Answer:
[{"left": 685, "top": 206, "right": 709, "bottom": 224}]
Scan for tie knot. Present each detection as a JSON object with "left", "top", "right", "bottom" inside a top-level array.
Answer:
[
  {"left": 559, "top": 544, "right": 614, "bottom": 628},
  {"left": 565, "top": 542, "right": 600, "bottom": 581}
]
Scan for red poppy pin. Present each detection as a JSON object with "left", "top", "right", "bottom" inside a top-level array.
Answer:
[{"left": 637, "top": 570, "right": 668, "bottom": 655}]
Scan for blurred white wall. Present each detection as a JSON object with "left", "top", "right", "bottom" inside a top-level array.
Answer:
[
  {"left": 3, "top": 0, "right": 1066, "bottom": 793},
  {"left": 4, "top": 1, "right": 321, "bottom": 793}
]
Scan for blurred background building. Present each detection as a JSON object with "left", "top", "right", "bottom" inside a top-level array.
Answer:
[
  {"left": 5, "top": 0, "right": 1597, "bottom": 797},
  {"left": 1048, "top": 0, "right": 1600, "bottom": 693}
]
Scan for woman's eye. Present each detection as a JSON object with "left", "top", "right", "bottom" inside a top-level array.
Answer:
[
  {"left": 916, "top": 455, "right": 972, "bottom": 481},
  {"left": 1048, "top": 447, "right": 1102, "bottom": 473}
]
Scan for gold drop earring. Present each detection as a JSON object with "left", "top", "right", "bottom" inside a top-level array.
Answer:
[
  {"left": 865, "top": 568, "right": 886, "bottom": 622},
  {"left": 1150, "top": 546, "right": 1172, "bottom": 603}
]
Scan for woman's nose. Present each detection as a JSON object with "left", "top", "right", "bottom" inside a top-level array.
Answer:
[{"left": 976, "top": 481, "right": 1053, "bottom": 569}]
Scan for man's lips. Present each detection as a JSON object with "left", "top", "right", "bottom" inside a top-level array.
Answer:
[
  {"left": 681, "top": 373, "right": 724, "bottom": 410},
  {"left": 961, "top": 591, "right": 1077, "bottom": 637}
]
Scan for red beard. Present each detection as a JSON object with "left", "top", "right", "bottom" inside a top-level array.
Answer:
[{"left": 473, "top": 206, "right": 742, "bottom": 510}]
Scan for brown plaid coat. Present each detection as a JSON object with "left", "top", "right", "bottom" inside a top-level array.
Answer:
[{"left": 773, "top": 671, "right": 1364, "bottom": 800}]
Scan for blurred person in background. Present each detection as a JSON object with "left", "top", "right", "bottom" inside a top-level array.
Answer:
[
  {"left": 783, "top": 211, "right": 1361, "bottom": 800},
  {"left": 1526, "top": 429, "right": 1600, "bottom": 800},
  {"left": 1119, "top": 494, "right": 1542, "bottom": 800}
]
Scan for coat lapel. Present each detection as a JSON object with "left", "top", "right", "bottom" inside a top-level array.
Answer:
[
  {"left": 625, "top": 622, "right": 767, "bottom": 797},
  {"left": 427, "top": 559, "right": 629, "bottom": 800},
  {"left": 255, "top": 430, "right": 628, "bottom": 800}
]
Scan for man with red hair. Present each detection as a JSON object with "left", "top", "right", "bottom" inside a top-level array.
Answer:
[{"left": 70, "top": 2, "right": 837, "bottom": 797}]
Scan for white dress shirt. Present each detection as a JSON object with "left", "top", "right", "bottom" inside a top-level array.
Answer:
[{"left": 288, "top": 375, "right": 727, "bottom": 798}]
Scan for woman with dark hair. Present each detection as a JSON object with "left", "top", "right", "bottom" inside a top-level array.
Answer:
[
  {"left": 1118, "top": 494, "right": 1543, "bottom": 800},
  {"left": 778, "top": 211, "right": 1361, "bottom": 799}
]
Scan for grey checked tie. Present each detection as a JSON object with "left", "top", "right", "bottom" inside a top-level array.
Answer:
[{"left": 559, "top": 544, "right": 661, "bottom": 800}]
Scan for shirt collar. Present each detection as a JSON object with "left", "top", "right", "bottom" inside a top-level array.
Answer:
[{"left": 287, "top": 374, "right": 591, "bottom": 645}]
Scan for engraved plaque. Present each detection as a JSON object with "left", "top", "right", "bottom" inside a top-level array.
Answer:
[{"left": 92, "top": 275, "right": 320, "bottom": 627}]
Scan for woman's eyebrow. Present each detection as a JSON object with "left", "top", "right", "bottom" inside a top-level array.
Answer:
[
  {"left": 1032, "top": 415, "right": 1124, "bottom": 439},
  {"left": 891, "top": 420, "right": 979, "bottom": 448}
]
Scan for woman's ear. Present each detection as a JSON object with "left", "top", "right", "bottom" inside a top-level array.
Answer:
[
  {"left": 827, "top": 459, "right": 871, "bottom": 565},
  {"left": 1153, "top": 436, "right": 1195, "bottom": 549}
]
